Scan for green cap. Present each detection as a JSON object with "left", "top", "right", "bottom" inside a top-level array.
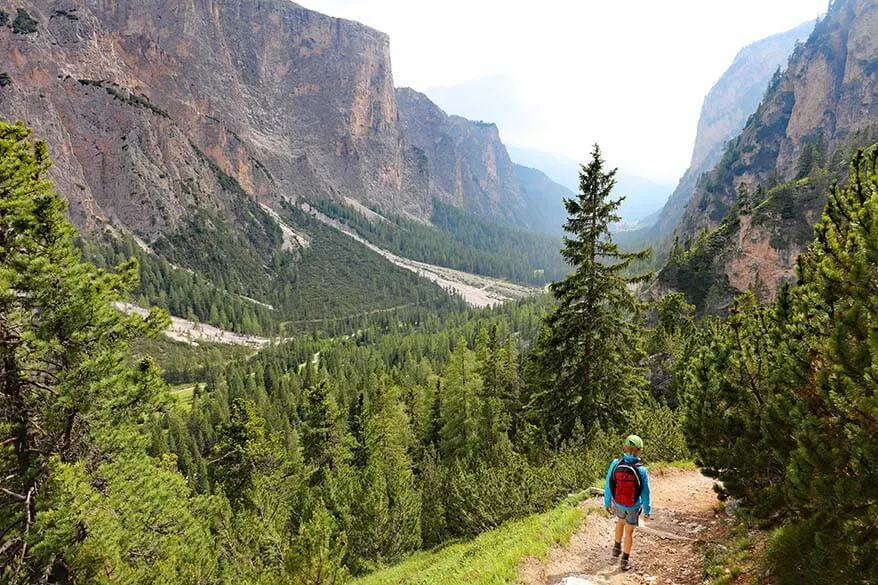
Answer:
[{"left": 624, "top": 435, "right": 644, "bottom": 450}]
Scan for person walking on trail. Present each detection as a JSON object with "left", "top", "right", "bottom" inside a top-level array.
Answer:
[{"left": 604, "top": 434, "right": 651, "bottom": 571}]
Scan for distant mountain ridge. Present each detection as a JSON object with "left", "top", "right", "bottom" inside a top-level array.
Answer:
[
  {"left": 505, "top": 145, "right": 673, "bottom": 224},
  {"left": 513, "top": 163, "right": 575, "bottom": 236}
]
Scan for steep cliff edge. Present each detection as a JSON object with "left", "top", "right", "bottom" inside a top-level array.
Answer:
[
  {"left": 677, "top": 0, "right": 876, "bottom": 239},
  {"left": 650, "top": 20, "right": 814, "bottom": 239},
  {"left": 660, "top": 0, "right": 877, "bottom": 312},
  {"left": 0, "top": 0, "right": 540, "bottom": 240},
  {"left": 0, "top": 0, "right": 428, "bottom": 239},
  {"left": 396, "top": 87, "right": 527, "bottom": 225}
]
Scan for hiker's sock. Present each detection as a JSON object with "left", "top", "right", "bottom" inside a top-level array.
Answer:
[
  {"left": 612, "top": 542, "right": 621, "bottom": 557},
  {"left": 620, "top": 552, "right": 630, "bottom": 571}
]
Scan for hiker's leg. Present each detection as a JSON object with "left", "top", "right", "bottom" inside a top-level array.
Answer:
[
  {"left": 614, "top": 517, "right": 625, "bottom": 544},
  {"left": 622, "top": 523, "right": 636, "bottom": 554}
]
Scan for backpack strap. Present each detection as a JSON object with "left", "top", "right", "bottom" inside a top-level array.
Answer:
[{"left": 608, "top": 458, "right": 620, "bottom": 497}]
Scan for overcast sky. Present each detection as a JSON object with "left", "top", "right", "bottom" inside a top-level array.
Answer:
[{"left": 301, "top": 1, "right": 827, "bottom": 183}]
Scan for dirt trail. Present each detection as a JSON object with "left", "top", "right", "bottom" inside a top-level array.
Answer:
[{"left": 519, "top": 468, "right": 720, "bottom": 585}]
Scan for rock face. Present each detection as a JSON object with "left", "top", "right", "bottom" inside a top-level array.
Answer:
[
  {"left": 0, "top": 0, "right": 530, "bottom": 250},
  {"left": 689, "top": 21, "right": 815, "bottom": 173},
  {"left": 396, "top": 87, "right": 527, "bottom": 224},
  {"left": 650, "top": 20, "right": 814, "bottom": 238},
  {"left": 659, "top": 0, "right": 878, "bottom": 312},
  {"left": 678, "top": 0, "right": 876, "bottom": 240}
]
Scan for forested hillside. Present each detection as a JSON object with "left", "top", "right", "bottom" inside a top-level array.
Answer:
[
  {"left": 78, "top": 205, "right": 464, "bottom": 336},
  {"left": 315, "top": 198, "right": 568, "bottom": 285},
  {"left": 1, "top": 125, "right": 689, "bottom": 583}
]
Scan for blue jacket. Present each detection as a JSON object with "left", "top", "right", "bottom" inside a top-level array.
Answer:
[{"left": 604, "top": 454, "right": 651, "bottom": 516}]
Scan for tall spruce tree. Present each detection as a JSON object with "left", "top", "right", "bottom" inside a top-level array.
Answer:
[{"left": 527, "top": 144, "right": 650, "bottom": 441}]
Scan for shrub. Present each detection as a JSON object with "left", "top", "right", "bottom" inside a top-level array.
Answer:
[{"left": 12, "top": 8, "right": 38, "bottom": 34}]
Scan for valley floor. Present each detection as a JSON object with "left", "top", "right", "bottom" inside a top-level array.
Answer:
[
  {"left": 519, "top": 468, "right": 720, "bottom": 585},
  {"left": 116, "top": 302, "right": 273, "bottom": 348},
  {"left": 304, "top": 204, "right": 539, "bottom": 307}
]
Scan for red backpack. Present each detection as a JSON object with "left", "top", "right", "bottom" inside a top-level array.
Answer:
[{"left": 610, "top": 460, "right": 644, "bottom": 507}]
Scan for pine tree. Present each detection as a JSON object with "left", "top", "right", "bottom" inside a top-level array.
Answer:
[
  {"left": 346, "top": 379, "right": 420, "bottom": 570},
  {"left": 796, "top": 143, "right": 815, "bottom": 179},
  {"left": 211, "top": 398, "right": 284, "bottom": 507},
  {"left": 348, "top": 392, "right": 367, "bottom": 469},
  {"left": 771, "top": 146, "right": 878, "bottom": 579},
  {"left": 527, "top": 144, "right": 650, "bottom": 441},
  {"left": 439, "top": 341, "right": 483, "bottom": 461},
  {"left": 301, "top": 380, "right": 351, "bottom": 486},
  {"left": 679, "top": 294, "right": 789, "bottom": 514},
  {"left": 679, "top": 146, "right": 878, "bottom": 583},
  {"left": 426, "top": 379, "right": 442, "bottom": 451},
  {"left": 284, "top": 502, "right": 348, "bottom": 585},
  {"left": 0, "top": 121, "right": 214, "bottom": 582}
]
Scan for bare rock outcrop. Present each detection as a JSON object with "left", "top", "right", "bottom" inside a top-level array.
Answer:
[
  {"left": 650, "top": 20, "right": 814, "bottom": 239},
  {"left": 0, "top": 0, "right": 530, "bottom": 253},
  {"left": 661, "top": 0, "right": 877, "bottom": 309},
  {"left": 396, "top": 87, "right": 527, "bottom": 223},
  {"left": 678, "top": 0, "right": 877, "bottom": 240}
]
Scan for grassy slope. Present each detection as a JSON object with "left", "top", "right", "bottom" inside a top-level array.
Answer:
[
  {"left": 354, "top": 494, "right": 587, "bottom": 585},
  {"left": 355, "top": 461, "right": 697, "bottom": 585}
]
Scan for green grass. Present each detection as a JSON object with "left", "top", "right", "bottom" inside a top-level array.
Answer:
[
  {"left": 703, "top": 520, "right": 753, "bottom": 585},
  {"left": 169, "top": 384, "right": 196, "bottom": 411},
  {"left": 353, "top": 495, "right": 588, "bottom": 585}
]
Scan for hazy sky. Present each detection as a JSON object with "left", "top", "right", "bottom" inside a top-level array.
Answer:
[{"left": 301, "top": 1, "right": 827, "bottom": 183}]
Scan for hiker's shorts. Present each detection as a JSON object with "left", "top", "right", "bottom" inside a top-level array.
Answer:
[{"left": 614, "top": 505, "right": 642, "bottom": 526}]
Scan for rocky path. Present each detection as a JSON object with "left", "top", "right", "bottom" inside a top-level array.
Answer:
[{"left": 519, "top": 468, "right": 720, "bottom": 585}]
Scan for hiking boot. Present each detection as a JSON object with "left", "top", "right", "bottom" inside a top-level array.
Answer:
[
  {"left": 620, "top": 554, "right": 631, "bottom": 571},
  {"left": 612, "top": 542, "right": 621, "bottom": 558}
]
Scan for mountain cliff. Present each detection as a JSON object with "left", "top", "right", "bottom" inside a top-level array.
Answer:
[
  {"left": 0, "top": 0, "right": 554, "bottom": 320},
  {"left": 660, "top": 0, "right": 877, "bottom": 312},
  {"left": 0, "top": 0, "right": 422, "bottom": 234},
  {"left": 395, "top": 87, "right": 527, "bottom": 224},
  {"left": 0, "top": 0, "right": 540, "bottom": 245},
  {"left": 649, "top": 20, "right": 814, "bottom": 239}
]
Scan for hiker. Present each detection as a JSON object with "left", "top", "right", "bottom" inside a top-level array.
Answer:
[{"left": 604, "top": 434, "right": 651, "bottom": 571}]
